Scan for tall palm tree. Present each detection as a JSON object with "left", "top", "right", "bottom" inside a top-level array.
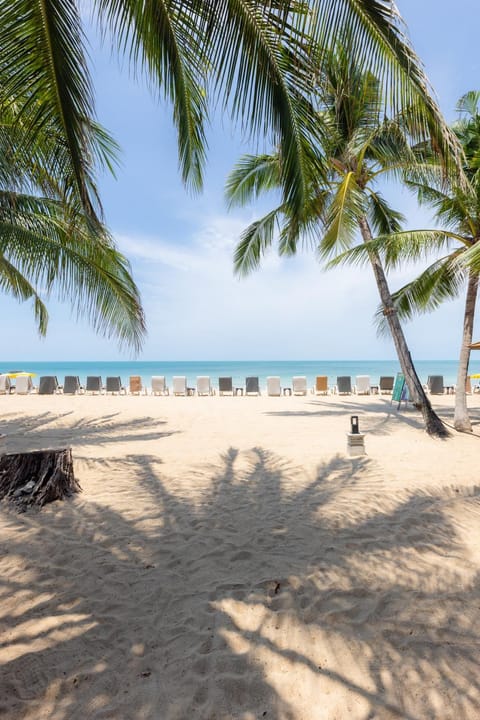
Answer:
[
  {"left": 226, "top": 43, "right": 448, "bottom": 436},
  {"left": 366, "top": 91, "right": 480, "bottom": 432},
  {"left": 0, "top": 0, "right": 460, "bottom": 227},
  {"left": 0, "top": 96, "right": 145, "bottom": 350}
]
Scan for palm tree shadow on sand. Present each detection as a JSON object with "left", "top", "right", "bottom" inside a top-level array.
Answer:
[{"left": 1, "top": 443, "right": 480, "bottom": 719}]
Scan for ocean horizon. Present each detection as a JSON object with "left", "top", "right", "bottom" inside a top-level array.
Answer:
[{"left": 0, "top": 359, "right": 476, "bottom": 387}]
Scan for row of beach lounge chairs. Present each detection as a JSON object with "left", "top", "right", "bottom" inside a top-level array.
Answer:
[
  {"left": 0, "top": 373, "right": 397, "bottom": 396},
  {"left": 0, "top": 373, "right": 473, "bottom": 397}
]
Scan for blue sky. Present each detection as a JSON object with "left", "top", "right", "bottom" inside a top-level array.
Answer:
[{"left": 3, "top": 0, "right": 480, "bottom": 361}]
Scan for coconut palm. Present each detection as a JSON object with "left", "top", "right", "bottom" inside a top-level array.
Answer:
[
  {"left": 0, "top": 99, "right": 145, "bottom": 350},
  {"left": 0, "top": 0, "right": 459, "bottom": 227},
  {"left": 364, "top": 91, "right": 480, "bottom": 432},
  {"left": 226, "top": 42, "right": 448, "bottom": 436}
]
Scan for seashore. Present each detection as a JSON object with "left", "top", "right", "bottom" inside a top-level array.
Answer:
[{"left": 1, "top": 392, "right": 480, "bottom": 718}]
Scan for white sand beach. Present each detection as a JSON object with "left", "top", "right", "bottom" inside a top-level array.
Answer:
[{"left": 1, "top": 392, "right": 480, "bottom": 719}]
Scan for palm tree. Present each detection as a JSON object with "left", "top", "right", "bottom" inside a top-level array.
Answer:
[
  {"left": 226, "top": 43, "right": 448, "bottom": 437},
  {"left": 367, "top": 91, "right": 480, "bottom": 432},
  {"left": 0, "top": 0, "right": 459, "bottom": 227},
  {"left": 0, "top": 96, "right": 145, "bottom": 350}
]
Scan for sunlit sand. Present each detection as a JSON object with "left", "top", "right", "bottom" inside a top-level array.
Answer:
[{"left": 1, "top": 392, "right": 479, "bottom": 719}]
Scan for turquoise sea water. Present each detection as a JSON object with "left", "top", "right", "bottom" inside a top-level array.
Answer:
[{"left": 0, "top": 360, "right": 475, "bottom": 387}]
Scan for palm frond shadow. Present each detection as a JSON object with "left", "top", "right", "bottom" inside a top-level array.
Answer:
[
  {"left": 1, "top": 447, "right": 480, "bottom": 718},
  {"left": 0, "top": 411, "right": 179, "bottom": 452},
  {"left": 265, "top": 399, "right": 426, "bottom": 434}
]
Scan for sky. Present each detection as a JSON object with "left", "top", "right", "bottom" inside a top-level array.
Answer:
[{"left": 3, "top": 0, "right": 480, "bottom": 361}]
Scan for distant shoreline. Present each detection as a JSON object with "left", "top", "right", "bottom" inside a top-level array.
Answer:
[{"left": 0, "top": 359, "right": 474, "bottom": 386}]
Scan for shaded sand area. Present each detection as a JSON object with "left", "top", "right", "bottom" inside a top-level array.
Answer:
[{"left": 1, "top": 392, "right": 480, "bottom": 719}]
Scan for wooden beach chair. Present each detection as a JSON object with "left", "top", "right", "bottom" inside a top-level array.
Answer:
[
  {"left": 379, "top": 376, "right": 394, "bottom": 394},
  {"left": 313, "top": 376, "right": 329, "bottom": 394},
  {"left": 129, "top": 376, "right": 143, "bottom": 395}
]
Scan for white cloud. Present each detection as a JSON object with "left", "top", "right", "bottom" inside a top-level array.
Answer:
[{"left": 111, "top": 210, "right": 470, "bottom": 361}]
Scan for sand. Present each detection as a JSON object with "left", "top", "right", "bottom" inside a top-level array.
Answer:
[{"left": 0, "top": 391, "right": 480, "bottom": 719}]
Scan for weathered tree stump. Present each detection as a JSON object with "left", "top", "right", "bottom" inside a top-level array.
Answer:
[{"left": 0, "top": 448, "right": 80, "bottom": 511}]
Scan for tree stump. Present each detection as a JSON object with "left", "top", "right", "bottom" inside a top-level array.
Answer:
[{"left": 0, "top": 448, "right": 80, "bottom": 511}]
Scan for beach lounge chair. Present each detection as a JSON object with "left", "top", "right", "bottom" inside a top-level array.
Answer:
[
  {"left": 427, "top": 375, "right": 445, "bottom": 394},
  {"left": 151, "top": 376, "right": 169, "bottom": 395},
  {"left": 379, "top": 376, "right": 394, "bottom": 394},
  {"left": 0, "top": 374, "right": 11, "bottom": 394},
  {"left": 292, "top": 376, "right": 307, "bottom": 395},
  {"left": 172, "top": 376, "right": 188, "bottom": 396},
  {"left": 355, "top": 375, "right": 371, "bottom": 395},
  {"left": 313, "top": 376, "right": 329, "bottom": 395},
  {"left": 266, "top": 376, "right": 281, "bottom": 396},
  {"left": 218, "top": 377, "right": 233, "bottom": 395},
  {"left": 39, "top": 376, "right": 59, "bottom": 395},
  {"left": 245, "top": 376, "right": 260, "bottom": 395},
  {"left": 86, "top": 376, "right": 103, "bottom": 394},
  {"left": 15, "top": 376, "right": 34, "bottom": 394},
  {"left": 63, "top": 376, "right": 82, "bottom": 394},
  {"left": 129, "top": 375, "right": 143, "bottom": 395},
  {"left": 106, "top": 376, "right": 125, "bottom": 394},
  {"left": 336, "top": 376, "right": 352, "bottom": 394},
  {"left": 196, "top": 376, "right": 214, "bottom": 396}
]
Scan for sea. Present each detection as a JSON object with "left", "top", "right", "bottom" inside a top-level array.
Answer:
[{"left": 0, "top": 360, "right": 473, "bottom": 388}]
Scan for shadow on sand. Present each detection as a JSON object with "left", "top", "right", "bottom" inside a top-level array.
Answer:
[{"left": 1, "top": 420, "right": 479, "bottom": 718}]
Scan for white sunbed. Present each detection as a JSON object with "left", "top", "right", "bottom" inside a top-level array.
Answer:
[
  {"left": 266, "top": 376, "right": 281, "bottom": 397},
  {"left": 15, "top": 376, "right": 34, "bottom": 394},
  {"left": 355, "top": 375, "right": 371, "bottom": 395},
  {"left": 172, "top": 376, "right": 188, "bottom": 396},
  {"left": 196, "top": 376, "right": 214, "bottom": 396},
  {"left": 0, "top": 374, "right": 11, "bottom": 394},
  {"left": 151, "top": 376, "right": 169, "bottom": 395},
  {"left": 292, "top": 376, "right": 307, "bottom": 395}
]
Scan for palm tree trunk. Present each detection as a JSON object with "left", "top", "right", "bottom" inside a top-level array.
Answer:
[
  {"left": 454, "top": 271, "right": 479, "bottom": 432},
  {"left": 358, "top": 216, "right": 449, "bottom": 437}
]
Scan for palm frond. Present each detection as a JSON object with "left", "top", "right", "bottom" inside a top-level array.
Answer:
[
  {"left": 307, "top": 0, "right": 461, "bottom": 171},
  {"left": 233, "top": 206, "right": 283, "bottom": 276},
  {"left": 94, "top": 0, "right": 208, "bottom": 192},
  {"left": 225, "top": 154, "right": 281, "bottom": 208},
  {"left": 0, "top": 194, "right": 145, "bottom": 351},
  {"left": 367, "top": 191, "right": 404, "bottom": 235},
  {"left": 0, "top": 254, "right": 49, "bottom": 335},
  {"left": 320, "top": 172, "right": 365, "bottom": 257},
  {"left": 375, "top": 254, "right": 466, "bottom": 335},
  {"left": 0, "top": 0, "right": 103, "bottom": 218}
]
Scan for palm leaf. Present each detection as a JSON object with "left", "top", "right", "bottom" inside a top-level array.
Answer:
[
  {"left": 0, "top": 0, "right": 103, "bottom": 218},
  {"left": 320, "top": 172, "right": 365, "bottom": 256},
  {"left": 234, "top": 206, "right": 283, "bottom": 276},
  {"left": 225, "top": 154, "right": 282, "bottom": 208},
  {"left": 0, "top": 194, "right": 145, "bottom": 351},
  {"left": 375, "top": 254, "right": 466, "bottom": 335},
  {"left": 94, "top": 0, "right": 208, "bottom": 192},
  {"left": 0, "top": 254, "right": 49, "bottom": 335}
]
